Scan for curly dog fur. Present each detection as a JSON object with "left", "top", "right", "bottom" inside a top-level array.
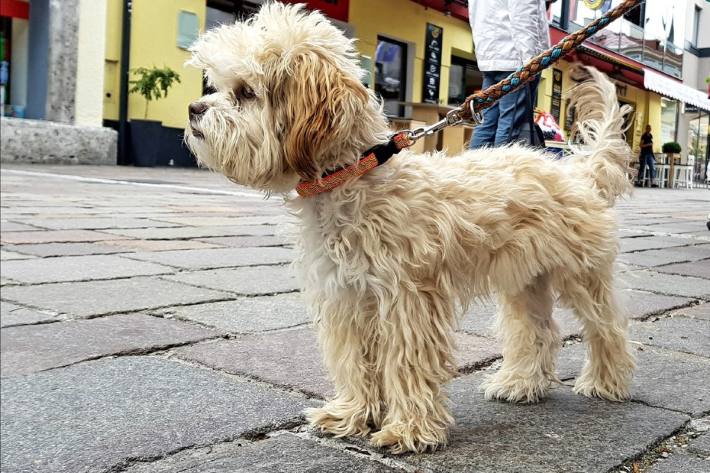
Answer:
[{"left": 185, "top": 3, "right": 635, "bottom": 453}]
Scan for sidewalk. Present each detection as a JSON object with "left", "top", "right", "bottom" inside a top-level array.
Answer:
[{"left": 1, "top": 164, "right": 709, "bottom": 473}]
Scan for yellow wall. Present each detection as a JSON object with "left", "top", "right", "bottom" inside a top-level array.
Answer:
[
  {"left": 349, "top": 0, "right": 473, "bottom": 105},
  {"left": 103, "top": 0, "right": 206, "bottom": 128},
  {"left": 75, "top": 0, "right": 108, "bottom": 126}
]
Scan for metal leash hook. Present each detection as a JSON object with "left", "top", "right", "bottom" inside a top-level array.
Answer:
[{"left": 405, "top": 108, "right": 484, "bottom": 143}]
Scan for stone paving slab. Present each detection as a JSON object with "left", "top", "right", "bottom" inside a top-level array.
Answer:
[
  {"left": 1, "top": 313, "right": 220, "bottom": 376},
  {"left": 0, "top": 254, "right": 175, "bottom": 284},
  {"left": 23, "top": 217, "right": 180, "bottom": 230},
  {"left": 176, "top": 328, "right": 504, "bottom": 400},
  {"left": 102, "top": 225, "right": 280, "bottom": 240},
  {"left": 619, "top": 245, "right": 710, "bottom": 267},
  {"left": 401, "top": 373, "right": 689, "bottom": 473},
  {"left": 655, "top": 260, "right": 710, "bottom": 280},
  {"left": 556, "top": 344, "right": 710, "bottom": 416},
  {"left": 153, "top": 293, "right": 311, "bottom": 333},
  {"left": 461, "top": 303, "right": 581, "bottom": 339},
  {"left": 158, "top": 216, "right": 292, "bottom": 227},
  {"left": 0, "top": 249, "right": 34, "bottom": 260},
  {"left": 630, "top": 317, "right": 710, "bottom": 358},
  {"left": 689, "top": 430, "right": 710, "bottom": 457},
  {"left": 634, "top": 222, "right": 709, "bottom": 234},
  {"left": 0, "top": 229, "right": 128, "bottom": 244},
  {"left": 196, "top": 235, "right": 292, "bottom": 248},
  {"left": 619, "top": 270, "right": 710, "bottom": 299},
  {"left": 163, "top": 265, "right": 299, "bottom": 295},
  {"left": 0, "top": 301, "right": 57, "bottom": 327},
  {"left": 645, "top": 452, "right": 710, "bottom": 473},
  {"left": 125, "top": 247, "right": 294, "bottom": 270},
  {"left": 1, "top": 277, "right": 230, "bottom": 318},
  {"left": 0, "top": 357, "right": 317, "bottom": 473},
  {"left": 674, "top": 303, "right": 710, "bottom": 321},
  {"left": 0, "top": 221, "right": 45, "bottom": 232},
  {"left": 124, "top": 433, "right": 399, "bottom": 473},
  {"left": 1, "top": 239, "right": 219, "bottom": 257}
]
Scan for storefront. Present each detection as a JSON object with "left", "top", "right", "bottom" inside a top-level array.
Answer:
[{"left": 0, "top": 0, "right": 29, "bottom": 118}]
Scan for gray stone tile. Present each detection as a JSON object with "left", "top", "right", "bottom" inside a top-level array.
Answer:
[
  {"left": 3, "top": 240, "right": 219, "bottom": 257},
  {"left": 689, "top": 430, "right": 710, "bottom": 457},
  {"left": 556, "top": 344, "right": 710, "bottom": 416},
  {"left": 646, "top": 453, "right": 710, "bottom": 473},
  {"left": 1, "top": 277, "right": 229, "bottom": 318},
  {"left": 0, "top": 357, "right": 316, "bottom": 473},
  {"left": 123, "top": 433, "right": 397, "bottom": 473},
  {"left": 1, "top": 255, "right": 174, "bottom": 284},
  {"left": 0, "top": 301, "right": 57, "bottom": 327},
  {"left": 635, "top": 222, "right": 709, "bottom": 234},
  {"left": 655, "top": 261, "right": 710, "bottom": 280},
  {"left": 620, "top": 236, "right": 707, "bottom": 253},
  {"left": 621, "top": 290, "right": 693, "bottom": 319},
  {"left": 125, "top": 247, "right": 293, "bottom": 270},
  {"left": 102, "top": 225, "right": 279, "bottom": 240},
  {"left": 100, "top": 239, "right": 220, "bottom": 252},
  {"left": 164, "top": 265, "right": 299, "bottom": 295},
  {"left": 401, "top": 373, "right": 689, "bottom": 473},
  {"left": 0, "top": 229, "right": 127, "bottom": 244},
  {"left": 153, "top": 293, "right": 311, "bottom": 333},
  {"left": 619, "top": 270, "right": 710, "bottom": 299},
  {"left": 24, "top": 217, "right": 179, "bottom": 230},
  {"left": 674, "top": 303, "right": 710, "bottom": 321},
  {"left": 619, "top": 245, "right": 710, "bottom": 267},
  {"left": 1, "top": 313, "right": 219, "bottom": 376},
  {"left": 159, "top": 216, "right": 292, "bottom": 227},
  {"left": 174, "top": 327, "right": 331, "bottom": 398},
  {"left": 0, "top": 221, "right": 45, "bottom": 232},
  {"left": 630, "top": 317, "right": 710, "bottom": 358},
  {"left": 454, "top": 332, "right": 501, "bottom": 370},
  {"left": 196, "top": 235, "right": 292, "bottom": 248},
  {"left": 0, "top": 249, "right": 34, "bottom": 260}
]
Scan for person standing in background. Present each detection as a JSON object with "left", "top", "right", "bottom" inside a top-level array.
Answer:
[
  {"left": 637, "top": 124, "right": 658, "bottom": 187},
  {"left": 468, "top": 0, "right": 551, "bottom": 149}
]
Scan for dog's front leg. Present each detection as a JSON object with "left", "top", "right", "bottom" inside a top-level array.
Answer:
[
  {"left": 306, "top": 302, "right": 381, "bottom": 438},
  {"left": 369, "top": 288, "right": 456, "bottom": 454}
]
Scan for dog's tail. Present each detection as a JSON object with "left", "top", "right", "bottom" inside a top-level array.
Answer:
[{"left": 567, "top": 65, "right": 633, "bottom": 205}]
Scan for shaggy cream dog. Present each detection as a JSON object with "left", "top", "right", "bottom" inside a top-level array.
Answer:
[{"left": 185, "top": 3, "right": 635, "bottom": 454}]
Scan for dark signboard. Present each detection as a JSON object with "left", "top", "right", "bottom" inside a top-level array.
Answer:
[
  {"left": 551, "top": 68, "right": 562, "bottom": 123},
  {"left": 423, "top": 23, "right": 443, "bottom": 104}
]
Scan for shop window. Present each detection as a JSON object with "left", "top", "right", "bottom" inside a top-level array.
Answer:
[
  {"left": 447, "top": 56, "right": 482, "bottom": 106},
  {"left": 691, "top": 6, "right": 701, "bottom": 48},
  {"left": 660, "top": 97, "right": 678, "bottom": 146},
  {"left": 375, "top": 36, "right": 407, "bottom": 118},
  {"left": 177, "top": 11, "right": 199, "bottom": 50},
  {"left": 687, "top": 112, "right": 708, "bottom": 182}
]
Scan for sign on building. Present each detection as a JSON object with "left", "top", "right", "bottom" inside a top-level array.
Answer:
[{"left": 423, "top": 23, "right": 442, "bottom": 105}]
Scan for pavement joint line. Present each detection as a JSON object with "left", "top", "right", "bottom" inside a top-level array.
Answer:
[
  {"left": 633, "top": 299, "right": 701, "bottom": 322},
  {"left": 163, "top": 354, "right": 325, "bottom": 401},
  {"left": 0, "top": 270, "right": 181, "bottom": 287},
  {"left": 104, "top": 419, "right": 307, "bottom": 473},
  {"left": 289, "top": 429, "right": 419, "bottom": 472},
  {"left": 1, "top": 169, "right": 266, "bottom": 199},
  {"left": 154, "top": 273, "right": 301, "bottom": 298},
  {"left": 143, "top": 309, "right": 312, "bottom": 335},
  {"left": 117, "top": 255, "right": 291, "bottom": 272}
]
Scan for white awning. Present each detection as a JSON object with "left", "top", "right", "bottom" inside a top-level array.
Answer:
[{"left": 644, "top": 68, "right": 710, "bottom": 112}]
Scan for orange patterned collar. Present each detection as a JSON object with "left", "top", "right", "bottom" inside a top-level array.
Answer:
[{"left": 295, "top": 132, "right": 414, "bottom": 198}]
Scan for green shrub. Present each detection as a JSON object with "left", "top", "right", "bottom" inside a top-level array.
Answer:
[
  {"left": 129, "top": 66, "right": 181, "bottom": 119},
  {"left": 662, "top": 142, "right": 681, "bottom": 154}
]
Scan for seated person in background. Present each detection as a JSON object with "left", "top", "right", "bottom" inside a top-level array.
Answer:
[{"left": 637, "top": 124, "right": 657, "bottom": 188}]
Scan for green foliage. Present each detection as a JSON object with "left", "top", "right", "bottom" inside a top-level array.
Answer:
[
  {"left": 662, "top": 142, "right": 681, "bottom": 154},
  {"left": 129, "top": 66, "right": 181, "bottom": 119}
]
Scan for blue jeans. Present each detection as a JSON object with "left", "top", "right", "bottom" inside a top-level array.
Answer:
[
  {"left": 470, "top": 71, "right": 539, "bottom": 149},
  {"left": 638, "top": 151, "right": 655, "bottom": 185}
]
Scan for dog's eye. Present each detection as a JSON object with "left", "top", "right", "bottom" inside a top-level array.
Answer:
[{"left": 235, "top": 85, "right": 256, "bottom": 101}]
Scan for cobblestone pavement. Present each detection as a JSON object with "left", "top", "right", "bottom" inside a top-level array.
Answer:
[{"left": 1, "top": 164, "right": 709, "bottom": 473}]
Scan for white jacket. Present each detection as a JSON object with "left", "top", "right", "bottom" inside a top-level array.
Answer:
[{"left": 468, "top": 0, "right": 550, "bottom": 72}]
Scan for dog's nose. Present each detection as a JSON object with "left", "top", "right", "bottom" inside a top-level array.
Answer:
[{"left": 189, "top": 102, "right": 208, "bottom": 119}]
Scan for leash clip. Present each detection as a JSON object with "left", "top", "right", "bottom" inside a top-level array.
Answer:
[{"left": 405, "top": 109, "right": 484, "bottom": 142}]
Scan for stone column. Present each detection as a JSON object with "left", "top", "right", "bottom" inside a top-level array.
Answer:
[{"left": 44, "top": 0, "right": 80, "bottom": 123}]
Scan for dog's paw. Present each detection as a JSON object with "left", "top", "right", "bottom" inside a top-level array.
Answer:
[
  {"left": 370, "top": 422, "right": 447, "bottom": 454},
  {"left": 305, "top": 403, "right": 371, "bottom": 438},
  {"left": 573, "top": 371, "right": 631, "bottom": 402},
  {"left": 481, "top": 371, "right": 551, "bottom": 403}
]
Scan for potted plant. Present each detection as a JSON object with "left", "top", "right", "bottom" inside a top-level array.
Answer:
[
  {"left": 128, "top": 66, "right": 181, "bottom": 166},
  {"left": 662, "top": 141, "right": 681, "bottom": 164}
]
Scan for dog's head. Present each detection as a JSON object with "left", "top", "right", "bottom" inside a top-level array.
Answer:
[{"left": 185, "top": 3, "right": 386, "bottom": 193}]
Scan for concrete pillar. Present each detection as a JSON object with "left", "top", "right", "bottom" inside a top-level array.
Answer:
[
  {"left": 74, "top": 0, "right": 107, "bottom": 126},
  {"left": 45, "top": 0, "right": 80, "bottom": 123}
]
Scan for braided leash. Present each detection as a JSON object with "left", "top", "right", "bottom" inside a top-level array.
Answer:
[{"left": 408, "top": 0, "right": 644, "bottom": 139}]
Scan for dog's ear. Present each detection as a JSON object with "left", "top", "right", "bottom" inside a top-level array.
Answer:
[{"left": 273, "top": 50, "right": 369, "bottom": 180}]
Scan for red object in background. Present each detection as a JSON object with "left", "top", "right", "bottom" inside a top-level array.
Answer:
[
  {"left": 0, "top": 0, "right": 29, "bottom": 19},
  {"left": 282, "top": 0, "right": 349, "bottom": 22}
]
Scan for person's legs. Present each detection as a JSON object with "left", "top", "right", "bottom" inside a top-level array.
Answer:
[
  {"left": 492, "top": 72, "right": 539, "bottom": 147},
  {"left": 470, "top": 71, "right": 506, "bottom": 149},
  {"left": 637, "top": 154, "right": 647, "bottom": 186},
  {"left": 647, "top": 152, "right": 657, "bottom": 186}
]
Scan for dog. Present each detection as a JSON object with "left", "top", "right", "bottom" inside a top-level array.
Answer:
[{"left": 185, "top": 3, "right": 635, "bottom": 454}]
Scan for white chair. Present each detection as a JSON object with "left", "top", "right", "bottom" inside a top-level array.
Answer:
[
  {"left": 655, "top": 163, "right": 669, "bottom": 188},
  {"left": 673, "top": 156, "right": 694, "bottom": 189}
]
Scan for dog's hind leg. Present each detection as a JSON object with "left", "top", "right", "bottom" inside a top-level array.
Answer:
[
  {"left": 558, "top": 265, "right": 634, "bottom": 401},
  {"left": 306, "top": 304, "right": 382, "bottom": 438},
  {"left": 369, "top": 287, "right": 456, "bottom": 453},
  {"left": 482, "top": 273, "right": 559, "bottom": 403}
]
